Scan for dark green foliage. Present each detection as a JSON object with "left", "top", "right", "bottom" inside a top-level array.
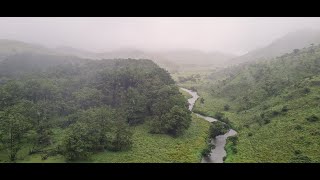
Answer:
[
  {"left": 224, "top": 104, "right": 230, "bottom": 111},
  {"left": 230, "top": 146, "right": 237, "bottom": 154},
  {"left": 61, "top": 107, "right": 133, "bottom": 159},
  {"left": 214, "top": 112, "right": 224, "bottom": 120},
  {"left": 248, "top": 132, "right": 253, "bottom": 137},
  {"left": 303, "top": 88, "right": 311, "bottom": 94},
  {"left": 62, "top": 122, "right": 96, "bottom": 161},
  {"left": 294, "top": 150, "right": 302, "bottom": 155},
  {"left": 106, "top": 123, "right": 133, "bottom": 151},
  {"left": 123, "top": 87, "right": 147, "bottom": 125},
  {"left": 209, "top": 121, "right": 229, "bottom": 138},
  {"left": 229, "top": 136, "right": 238, "bottom": 145},
  {"left": 272, "top": 110, "right": 280, "bottom": 116},
  {"left": 281, "top": 105, "right": 289, "bottom": 112},
  {"left": 213, "top": 112, "right": 231, "bottom": 125},
  {"left": 289, "top": 154, "right": 312, "bottom": 163},
  {"left": 200, "top": 98, "right": 205, "bottom": 104},
  {"left": 227, "top": 136, "right": 238, "bottom": 154},
  {"left": 201, "top": 143, "right": 214, "bottom": 157},
  {"left": 0, "top": 105, "right": 32, "bottom": 161},
  {"left": 294, "top": 125, "right": 303, "bottom": 130},
  {"left": 306, "top": 115, "right": 319, "bottom": 122},
  {"left": 264, "top": 119, "right": 271, "bottom": 124},
  {"left": 150, "top": 105, "right": 192, "bottom": 137},
  {"left": 148, "top": 85, "right": 191, "bottom": 136}
]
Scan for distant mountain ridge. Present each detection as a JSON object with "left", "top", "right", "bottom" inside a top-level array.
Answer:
[
  {"left": 231, "top": 29, "right": 320, "bottom": 64},
  {"left": 4, "top": 29, "right": 320, "bottom": 72},
  {"left": 0, "top": 39, "right": 237, "bottom": 72}
]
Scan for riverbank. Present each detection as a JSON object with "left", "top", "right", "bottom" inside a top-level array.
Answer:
[{"left": 180, "top": 88, "right": 237, "bottom": 163}]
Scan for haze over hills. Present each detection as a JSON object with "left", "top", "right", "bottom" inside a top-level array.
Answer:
[
  {"left": 2, "top": 28, "right": 320, "bottom": 73},
  {"left": 0, "top": 39, "right": 59, "bottom": 60},
  {"left": 0, "top": 39, "right": 237, "bottom": 72},
  {"left": 231, "top": 29, "right": 320, "bottom": 64}
]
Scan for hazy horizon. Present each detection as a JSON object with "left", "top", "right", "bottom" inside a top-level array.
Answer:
[{"left": 1, "top": 17, "right": 320, "bottom": 55}]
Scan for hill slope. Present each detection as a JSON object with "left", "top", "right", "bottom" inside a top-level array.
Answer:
[
  {"left": 192, "top": 44, "right": 320, "bottom": 162},
  {"left": 232, "top": 29, "right": 320, "bottom": 64}
]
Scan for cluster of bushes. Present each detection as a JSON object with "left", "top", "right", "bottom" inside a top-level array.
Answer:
[
  {"left": 209, "top": 121, "right": 229, "bottom": 138},
  {"left": 214, "top": 112, "right": 231, "bottom": 125},
  {"left": 228, "top": 136, "right": 238, "bottom": 154}
]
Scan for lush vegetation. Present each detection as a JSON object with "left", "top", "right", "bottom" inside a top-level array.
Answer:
[
  {"left": 191, "top": 44, "right": 320, "bottom": 162},
  {"left": 0, "top": 58, "right": 194, "bottom": 162},
  {"left": 14, "top": 114, "right": 210, "bottom": 163}
]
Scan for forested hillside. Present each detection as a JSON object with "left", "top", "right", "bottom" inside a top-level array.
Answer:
[
  {"left": 0, "top": 59, "right": 196, "bottom": 162},
  {"left": 192, "top": 44, "right": 320, "bottom": 162}
]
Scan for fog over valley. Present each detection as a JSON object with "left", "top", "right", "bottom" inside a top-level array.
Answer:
[{"left": 0, "top": 17, "right": 320, "bottom": 163}]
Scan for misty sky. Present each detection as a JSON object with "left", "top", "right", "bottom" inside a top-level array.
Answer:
[{"left": 1, "top": 17, "right": 320, "bottom": 55}]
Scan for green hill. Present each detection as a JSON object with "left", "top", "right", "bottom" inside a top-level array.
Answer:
[
  {"left": 0, "top": 59, "right": 210, "bottom": 162},
  {"left": 193, "top": 44, "right": 320, "bottom": 162}
]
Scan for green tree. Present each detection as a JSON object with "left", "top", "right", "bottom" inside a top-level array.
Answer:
[
  {"left": 106, "top": 121, "right": 133, "bottom": 151},
  {"left": 160, "top": 105, "right": 191, "bottom": 136},
  {"left": 0, "top": 108, "right": 31, "bottom": 161},
  {"left": 123, "top": 87, "right": 147, "bottom": 125},
  {"left": 72, "top": 87, "right": 103, "bottom": 110},
  {"left": 62, "top": 122, "right": 98, "bottom": 161},
  {"left": 209, "top": 121, "right": 229, "bottom": 138}
]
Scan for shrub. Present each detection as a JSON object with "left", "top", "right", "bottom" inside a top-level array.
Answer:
[
  {"left": 214, "top": 112, "right": 224, "bottom": 121},
  {"left": 224, "top": 104, "right": 230, "bottom": 111},
  {"left": 294, "top": 125, "right": 303, "bottom": 130},
  {"left": 248, "top": 132, "right": 253, "bottom": 137},
  {"left": 303, "top": 88, "right": 311, "bottom": 94},
  {"left": 190, "top": 86, "right": 197, "bottom": 92},
  {"left": 229, "top": 136, "right": 238, "bottom": 145},
  {"left": 281, "top": 105, "right": 289, "bottom": 112},
  {"left": 201, "top": 143, "right": 214, "bottom": 157},
  {"left": 289, "top": 154, "right": 312, "bottom": 163},
  {"left": 230, "top": 146, "right": 237, "bottom": 154},
  {"left": 294, "top": 150, "right": 301, "bottom": 155},
  {"left": 220, "top": 117, "right": 231, "bottom": 125},
  {"left": 209, "top": 121, "right": 229, "bottom": 138},
  {"left": 272, "top": 110, "right": 280, "bottom": 116},
  {"left": 306, "top": 115, "right": 319, "bottom": 122},
  {"left": 264, "top": 119, "right": 271, "bottom": 124}
]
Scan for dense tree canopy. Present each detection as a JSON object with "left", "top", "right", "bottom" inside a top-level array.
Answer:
[{"left": 0, "top": 58, "right": 191, "bottom": 161}]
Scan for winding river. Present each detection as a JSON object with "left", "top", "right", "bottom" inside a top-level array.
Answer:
[{"left": 180, "top": 88, "right": 237, "bottom": 163}]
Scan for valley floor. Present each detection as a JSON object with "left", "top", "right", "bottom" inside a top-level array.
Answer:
[
  {"left": 175, "top": 70, "right": 320, "bottom": 163},
  {"left": 0, "top": 114, "right": 210, "bottom": 163}
]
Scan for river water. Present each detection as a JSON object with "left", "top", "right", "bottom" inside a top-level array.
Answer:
[{"left": 180, "top": 88, "right": 237, "bottom": 163}]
